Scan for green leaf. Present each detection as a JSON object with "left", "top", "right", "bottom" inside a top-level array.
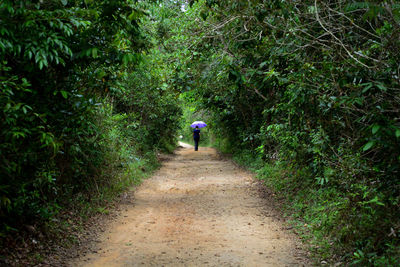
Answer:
[
  {"left": 361, "top": 82, "right": 373, "bottom": 93},
  {"left": 60, "top": 90, "right": 68, "bottom": 99},
  {"left": 372, "top": 125, "right": 380, "bottom": 134},
  {"left": 362, "top": 141, "right": 375, "bottom": 151},
  {"left": 91, "top": 48, "right": 98, "bottom": 58},
  {"left": 396, "top": 129, "right": 400, "bottom": 138},
  {"left": 364, "top": 196, "right": 385, "bottom": 206},
  {"left": 13, "top": 132, "right": 26, "bottom": 139},
  {"left": 61, "top": 0, "right": 68, "bottom": 6},
  {"left": 85, "top": 49, "right": 92, "bottom": 57},
  {"left": 354, "top": 98, "right": 364, "bottom": 105},
  {"left": 122, "top": 54, "right": 129, "bottom": 65},
  {"left": 375, "top": 82, "right": 387, "bottom": 92}
]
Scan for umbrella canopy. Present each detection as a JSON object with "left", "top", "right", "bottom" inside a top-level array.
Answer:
[{"left": 190, "top": 121, "right": 207, "bottom": 128}]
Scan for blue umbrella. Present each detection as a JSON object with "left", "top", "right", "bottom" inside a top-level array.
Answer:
[{"left": 190, "top": 121, "right": 207, "bottom": 128}]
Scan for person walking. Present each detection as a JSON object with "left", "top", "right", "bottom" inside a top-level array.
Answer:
[{"left": 193, "top": 126, "right": 200, "bottom": 151}]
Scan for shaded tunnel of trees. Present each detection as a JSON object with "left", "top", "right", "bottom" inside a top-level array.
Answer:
[{"left": 1, "top": 0, "right": 399, "bottom": 265}]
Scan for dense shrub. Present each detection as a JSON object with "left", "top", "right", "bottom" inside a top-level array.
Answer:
[
  {"left": 171, "top": 0, "right": 400, "bottom": 264},
  {"left": 0, "top": 0, "right": 181, "bottom": 237}
]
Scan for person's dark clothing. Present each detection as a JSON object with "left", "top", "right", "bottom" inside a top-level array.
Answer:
[
  {"left": 193, "top": 129, "right": 200, "bottom": 139},
  {"left": 193, "top": 129, "right": 200, "bottom": 151}
]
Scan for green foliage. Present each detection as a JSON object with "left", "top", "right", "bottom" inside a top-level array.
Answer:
[
  {"left": 0, "top": 0, "right": 181, "bottom": 244},
  {"left": 168, "top": 0, "right": 400, "bottom": 264},
  {"left": 2, "top": 0, "right": 400, "bottom": 264}
]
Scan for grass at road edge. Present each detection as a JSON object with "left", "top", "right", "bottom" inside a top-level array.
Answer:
[{"left": 211, "top": 145, "right": 400, "bottom": 266}]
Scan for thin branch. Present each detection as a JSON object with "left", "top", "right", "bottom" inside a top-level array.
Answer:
[
  {"left": 314, "top": 0, "right": 372, "bottom": 69},
  {"left": 249, "top": 85, "right": 268, "bottom": 101},
  {"left": 328, "top": 7, "right": 381, "bottom": 40},
  {"left": 210, "top": 16, "right": 241, "bottom": 32}
]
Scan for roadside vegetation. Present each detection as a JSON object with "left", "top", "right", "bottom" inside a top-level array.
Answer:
[
  {"left": 0, "top": 0, "right": 180, "bottom": 264},
  {"left": 175, "top": 1, "right": 400, "bottom": 265}
]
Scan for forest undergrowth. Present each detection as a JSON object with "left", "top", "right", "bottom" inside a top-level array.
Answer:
[
  {"left": 217, "top": 145, "right": 399, "bottom": 266},
  {"left": 0, "top": 1, "right": 180, "bottom": 265},
  {"left": 177, "top": 1, "right": 400, "bottom": 265}
]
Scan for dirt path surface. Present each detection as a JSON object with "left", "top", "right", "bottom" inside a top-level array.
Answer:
[{"left": 72, "top": 143, "right": 308, "bottom": 267}]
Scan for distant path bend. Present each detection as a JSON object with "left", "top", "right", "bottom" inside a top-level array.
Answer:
[{"left": 73, "top": 142, "right": 308, "bottom": 266}]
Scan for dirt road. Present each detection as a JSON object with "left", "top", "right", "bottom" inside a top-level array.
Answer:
[{"left": 73, "top": 143, "right": 307, "bottom": 266}]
